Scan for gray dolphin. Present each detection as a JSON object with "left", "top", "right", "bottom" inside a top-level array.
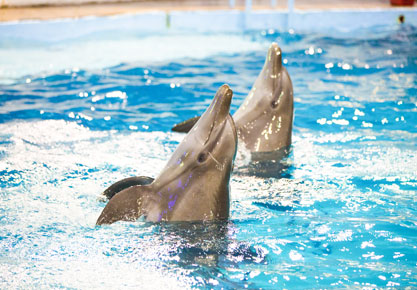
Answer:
[
  {"left": 233, "top": 42, "right": 293, "bottom": 155},
  {"left": 96, "top": 84, "right": 237, "bottom": 225},
  {"left": 172, "top": 43, "right": 293, "bottom": 166}
]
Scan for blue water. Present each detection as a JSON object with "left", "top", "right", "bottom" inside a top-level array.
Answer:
[{"left": 1, "top": 22, "right": 417, "bottom": 289}]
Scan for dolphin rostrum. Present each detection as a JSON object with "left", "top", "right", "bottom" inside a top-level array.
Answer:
[
  {"left": 96, "top": 85, "right": 237, "bottom": 225},
  {"left": 172, "top": 43, "right": 293, "bottom": 167}
]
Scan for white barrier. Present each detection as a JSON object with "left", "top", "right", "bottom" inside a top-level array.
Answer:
[{"left": 1, "top": 0, "right": 134, "bottom": 6}]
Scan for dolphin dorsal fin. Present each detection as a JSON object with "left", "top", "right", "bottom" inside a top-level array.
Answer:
[
  {"left": 171, "top": 116, "right": 201, "bottom": 133},
  {"left": 102, "top": 176, "right": 154, "bottom": 200}
]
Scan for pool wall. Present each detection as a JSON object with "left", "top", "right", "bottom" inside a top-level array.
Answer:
[
  {"left": 1, "top": 8, "right": 417, "bottom": 40},
  {"left": 2, "top": 0, "right": 141, "bottom": 6}
]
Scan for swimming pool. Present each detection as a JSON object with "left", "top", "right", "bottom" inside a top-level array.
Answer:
[{"left": 1, "top": 16, "right": 417, "bottom": 288}]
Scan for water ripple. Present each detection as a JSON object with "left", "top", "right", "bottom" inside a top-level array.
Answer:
[{"left": 0, "top": 25, "right": 416, "bottom": 288}]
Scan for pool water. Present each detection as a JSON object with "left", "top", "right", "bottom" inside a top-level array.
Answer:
[{"left": 1, "top": 22, "right": 417, "bottom": 288}]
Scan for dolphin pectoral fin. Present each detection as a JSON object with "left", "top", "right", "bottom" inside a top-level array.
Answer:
[
  {"left": 96, "top": 185, "right": 152, "bottom": 225},
  {"left": 102, "top": 176, "right": 154, "bottom": 200},
  {"left": 171, "top": 116, "right": 201, "bottom": 133}
]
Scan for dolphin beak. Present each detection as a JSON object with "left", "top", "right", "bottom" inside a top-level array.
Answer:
[
  {"left": 266, "top": 42, "right": 283, "bottom": 78},
  {"left": 152, "top": 84, "right": 235, "bottom": 191},
  {"left": 193, "top": 84, "right": 233, "bottom": 144},
  {"left": 209, "top": 84, "right": 233, "bottom": 123}
]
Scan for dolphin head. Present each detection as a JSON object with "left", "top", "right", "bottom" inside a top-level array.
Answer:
[
  {"left": 233, "top": 42, "right": 293, "bottom": 153},
  {"left": 146, "top": 84, "right": 237, "bottom": 222}
]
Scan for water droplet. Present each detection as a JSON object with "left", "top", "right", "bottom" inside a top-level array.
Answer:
[
  {"left": 317, "top": 118, "right": 326, "bottom": 125},
  {"left": 325, "top": 63, "right": 334, "bottom": 69},
  {"left": 354, "top": 109, "right": 365, "bottom": 116},
  {"left": 362, "top": 121, "right": 373, "bottom": 128},
  {"left": 342, "top": 63, "right": 351, "bottom": 70}
]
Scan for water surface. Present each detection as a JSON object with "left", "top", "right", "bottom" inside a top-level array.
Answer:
[{"left": 1, "top": 23, "right": 416, "bottom": 289}]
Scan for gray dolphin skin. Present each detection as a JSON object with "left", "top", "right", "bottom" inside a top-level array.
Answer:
[
  {"left": 233, "top": 42, "right": 293, "bottom": 155},
  {"left": 96, "top": 84, "right": 237, "bottom": 225},
  {"left": 172, "top": 42, "right": 293, "bottom": 162}
]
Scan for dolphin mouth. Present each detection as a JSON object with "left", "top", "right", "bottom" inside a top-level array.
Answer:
[
  {"left": 227, "top": 113, "right": 238, "bottom": 148},
  {"left": 201, "top": 84, "right": 233, "bottom": 145},
  {"left": 227, "top": 113, "right": 238, "bottom": 163},
  {"left": 153, "top": 84, "right": 234, "bottom": 190}
]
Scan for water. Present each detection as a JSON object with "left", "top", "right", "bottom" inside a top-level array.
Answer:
[{"left": 1, "top": 21, "right": 417, "bottom": 289}]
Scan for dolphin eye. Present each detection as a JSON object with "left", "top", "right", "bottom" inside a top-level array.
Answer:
[
  {"left": 197, "top": 152, "right": 207, "bottom": 163},
  {"left": 271, "top": 100, "right": 278, "bottom": 108}
]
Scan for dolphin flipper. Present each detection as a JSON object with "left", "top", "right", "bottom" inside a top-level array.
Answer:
[
  {"left": 171, "top": 116, "right": 201, "bottom": 133},
  {"left": 102, "top": 176, "right": 154, "bottom": 200},
  {"left": 96, "top": 185, "right": 152, "bottom": 225}
]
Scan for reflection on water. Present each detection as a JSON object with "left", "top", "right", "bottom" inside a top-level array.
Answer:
[{"left": 0, "top": 25, "right": 417, "bottom": 288}]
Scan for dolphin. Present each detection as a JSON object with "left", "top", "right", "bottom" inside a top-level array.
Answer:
[
  {"left": 96, "top": 84, "right": 237, "bottom": 225},
  {"left": 233, "top": 42, "right": 293, "bottom": 155},
  {"left": 172, "top": 43, "right": 293, "bottom": 169}
]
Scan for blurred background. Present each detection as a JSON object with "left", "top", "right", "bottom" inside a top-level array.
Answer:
[{"left": 0, "top": 0, "right": 415, "bottom": 22}]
